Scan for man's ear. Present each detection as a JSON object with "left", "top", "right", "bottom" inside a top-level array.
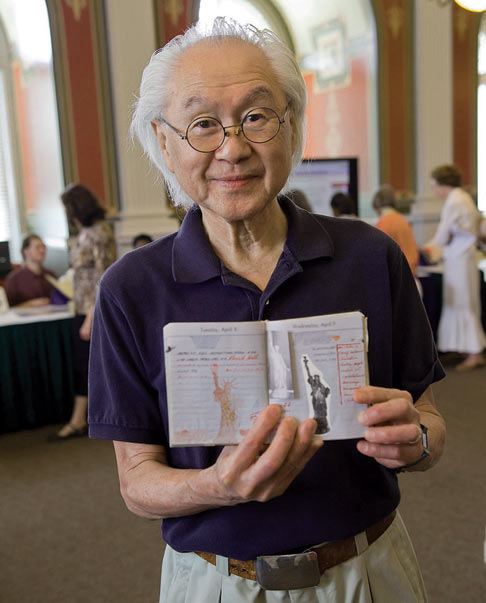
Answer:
[{"left": 151, "top": 121, "right": 175, "bottom": 173}]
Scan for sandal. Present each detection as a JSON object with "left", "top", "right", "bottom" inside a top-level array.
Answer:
[
  {"left": 455, "top": 357, "right": 486, "bottom": 372},
  {"left": 46, "top": 424, "right": 88, "bottom": 442}
]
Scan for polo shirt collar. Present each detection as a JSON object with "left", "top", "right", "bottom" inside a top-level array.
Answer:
[
  {"left": 172, "top": 197, "right": 334, "bottom": 284},
  {"left": 280, "top": 196, "right": 334, "bottom": 261}
]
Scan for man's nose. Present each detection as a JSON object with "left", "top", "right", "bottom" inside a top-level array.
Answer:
[{"left": 215, "top": 125, "right": 251, "bottom": 161}]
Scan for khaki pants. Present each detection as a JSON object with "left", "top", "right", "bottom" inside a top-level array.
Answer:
[{"left": 159, "top": 512, "right": 427, "bottom": 603}]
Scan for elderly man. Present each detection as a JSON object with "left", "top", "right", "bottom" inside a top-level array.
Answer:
[{"left": 88, "top": 19, "right": 445, "bottom": 602}]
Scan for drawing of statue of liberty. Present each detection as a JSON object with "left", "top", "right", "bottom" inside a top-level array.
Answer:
[
  {"left": 210, "top": 363, "right": 236, "bottom": 441},
  {"left": 302, "top": 355, "right": 331, "bottom": 435}
]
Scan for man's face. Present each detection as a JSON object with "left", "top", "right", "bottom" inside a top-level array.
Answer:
[
  {"left": 153, "top": 39, "right": 295, "bottom": 223},
  {"left": 24, "top": 238, "right": 46, "bottom": 263}
]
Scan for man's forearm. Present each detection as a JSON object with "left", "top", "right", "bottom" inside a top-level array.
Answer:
[
  {"left": 113, "top": 408, "right": 322, "bottom": 520},
  {"left": 114, "top": 442, "right": 229, "bottom": 520}
]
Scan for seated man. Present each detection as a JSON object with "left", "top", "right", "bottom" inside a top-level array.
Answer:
[{"left": 4, "top": 234, "right": 55, "bottom": 308}]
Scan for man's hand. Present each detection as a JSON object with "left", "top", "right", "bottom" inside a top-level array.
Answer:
[
  {"left": 114, "top": 405, "right": 323, "bottom": 520},
  {"left": 79, "top": 307, "right": 95, "bottom": 341},
  {"left": 354, "top": 385, "right": 445, "bottom": 471},
  {"left": 22, "top": 297, "right": 50, "bottom": 308},
  {"left": 211, "top": 405, "right": 323, "bottom": 505}
]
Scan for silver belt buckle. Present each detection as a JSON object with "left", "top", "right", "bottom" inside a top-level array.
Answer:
[{"left": 255, "top": 550, "right": 320, "bottom": 591}]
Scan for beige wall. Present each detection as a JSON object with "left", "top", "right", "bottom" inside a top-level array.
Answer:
[
  {"left": 105, "top": 0, "right": 179, "bottom": 255},
  {"left": 411, "top": 0, "right": 453, "bottom": 243}
]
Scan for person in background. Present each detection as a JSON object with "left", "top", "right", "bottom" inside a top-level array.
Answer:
[
  {"left": 47, "top": 184, "right": 116, "bottom": 441},
  {"left": 88, "top": 18, "right": 445, "bottom": 601},
  {"left": 330, "top": 191, "right": 358, "bottom": 218},
  {"left": 428, "top": 164, "right": 486, "bottom": 371},
  {"left": 4, "top": 234, "right": 55, "bottom": 308},
  {"left": 372, "top": 184, "right": 419, "bottom": 277},
  {"left": 286, "top": 189, "right": 312, "bottom": 212},
  {"left": 132, "top": 233, "right": 153, "bottom": 248}
]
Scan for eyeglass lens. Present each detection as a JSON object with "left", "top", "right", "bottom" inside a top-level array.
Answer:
[{"left": 186, "top": 107, "right": 281, "bottom": 152}]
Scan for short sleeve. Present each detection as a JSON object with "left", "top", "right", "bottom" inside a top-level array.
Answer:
[{"left": 88, "top": 283, "right": 167, "bottom": 445}]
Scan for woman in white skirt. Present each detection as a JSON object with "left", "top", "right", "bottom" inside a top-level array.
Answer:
[{"left": 429, "top": 164, "right": 486, "bottom": 371}]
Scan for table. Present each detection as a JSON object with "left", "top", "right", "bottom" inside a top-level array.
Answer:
[
  {"left": 0, "top": 308, "right": 75, "bottom": 433},
  {"left": 417, "top": 263, "right": 486, "bottom": 342}
]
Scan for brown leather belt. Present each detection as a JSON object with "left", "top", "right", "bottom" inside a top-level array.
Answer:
[{"left": 196, "top": 510, "right": 396, "bottom": 583}]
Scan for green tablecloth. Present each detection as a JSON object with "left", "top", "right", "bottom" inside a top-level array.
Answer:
[{"left": 0, "top": 317, "right": 74, "bottom": 433}]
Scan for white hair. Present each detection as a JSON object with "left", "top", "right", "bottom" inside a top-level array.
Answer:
[{"left": 130, "top": 17, "right": 307, "bottom": 209}]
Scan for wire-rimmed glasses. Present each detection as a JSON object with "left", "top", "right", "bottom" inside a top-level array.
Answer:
[{"left": 159, "top": 105, "right": 289, "bottom": 153}]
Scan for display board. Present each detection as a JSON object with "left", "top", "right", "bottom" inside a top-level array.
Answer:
[{"left": 287, "top": 158, "right": 358, "bottom": 216}]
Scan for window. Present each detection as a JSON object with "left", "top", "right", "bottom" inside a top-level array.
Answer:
[
  {"left": 0, "top": 18, "right": 21, "bottom": 260},
  {"left": 198, "top": 0, "right": 293, "bottom": 47},
  {"left": 0, "top": 0, "right": 65, "bottom": 263}
]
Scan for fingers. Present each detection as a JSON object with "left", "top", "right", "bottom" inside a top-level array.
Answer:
[
  {"left": 358, "top": 397, "right": 418, "bottom": 427},
  {"left": 356, "top": 437, "right": 423, "bottom": 469},
  {"left": 361, "top": 423, "right": 422, "bottom": 446},
  {"left": 354, "top": 386, "right": 424, "bottom": 469},
  {"left": 216, "top": 407, "right": 323, "bottom": 503},
  {"left": 216, "top": 405, "right": 285, "bottom": 495},
  {"left": 279, "top": 418, "right": 323, "bottom": 475},
  {"left": 356, "top": 419, "right": 424, "bottom": 468},
  {"left": 250, "top": 417, "right": 321, "bottom": 486},
  {"left": 354, "top": 385, "right": 413, "bottom": 406},
  {"left": 248, "top": 418, "right": 323, "bottom": 501},
  {"left": 229, "top": 404, "right": 283, "bottom": 470}
]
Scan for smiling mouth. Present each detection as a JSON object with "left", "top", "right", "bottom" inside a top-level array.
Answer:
[
  {"left": 211, "top": 175, "right": 258, "bottom": 187},
  {"left": 214, "top": 175, "right": 256, "bottom": 181}
]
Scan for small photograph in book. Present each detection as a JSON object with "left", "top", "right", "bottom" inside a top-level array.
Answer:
[{"left": 164, "top": 311, "right": 368, "bottom": 447}]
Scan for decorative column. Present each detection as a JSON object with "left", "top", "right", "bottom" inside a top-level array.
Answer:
[
  {"left": 46, "top": 0, "right": 118, "bottom": 212},
  {"left": 452, "top": 4, "right": 482, "bottom": 188},
  {"left": 411, "top": 0, "right": 453, "bottom": 244},
  {"left": 371, "top": 0, "right": 415, "bottom": 193},
  {"left": 153, "top": 0, "right": 199, "bottom": 45},
  {"left": 104, "top": 0, "right": 182, "bottom": 254}
]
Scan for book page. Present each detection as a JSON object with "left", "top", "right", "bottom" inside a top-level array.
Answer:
[
  {"left": 266, "top": 312, "right": 368, "bottom": 440},
  {"left": 164, "top": 321, "right": 268, "bottom": 446}
]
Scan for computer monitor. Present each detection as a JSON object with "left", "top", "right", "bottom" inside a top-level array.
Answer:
[
  {"left": 0, "top": 241, "right": 12, "bottom": 278},
  {"left": 287, "top": 158, "right": 359, "bottom": 216}
]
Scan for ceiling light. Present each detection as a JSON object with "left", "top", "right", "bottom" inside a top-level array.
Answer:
[{"left": 455, "top": 0, "right": 486, "bottom": 11}]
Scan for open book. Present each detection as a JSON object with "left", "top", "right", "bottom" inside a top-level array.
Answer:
[{"left": 164, "top": 311, "right": 368, "bottom": 447}]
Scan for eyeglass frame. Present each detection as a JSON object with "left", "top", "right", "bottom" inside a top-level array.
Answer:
[{"left": 157, "top": 105, "right": 290, "bottom": 153}]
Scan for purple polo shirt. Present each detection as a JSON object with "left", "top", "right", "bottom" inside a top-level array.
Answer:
[{"left": 88, "top": 198, "right": 444, "bottom": 560}]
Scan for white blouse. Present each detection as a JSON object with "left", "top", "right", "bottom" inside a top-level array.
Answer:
[{"left": 432, "top": 188, "right": 481, "bottom": 259}]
